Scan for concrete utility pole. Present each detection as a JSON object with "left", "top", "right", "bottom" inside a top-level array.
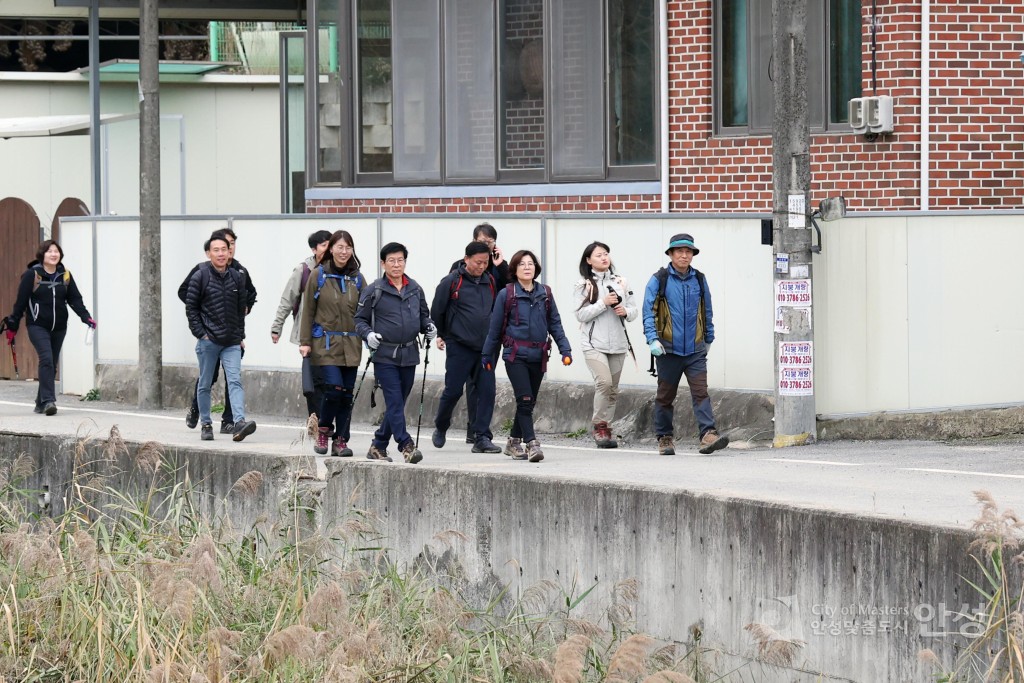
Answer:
[
  {"left": 138, "top": 0, "right": 163, "bottom": 409},
  {"left": 771, "top": 0, "right": 814, "bottom": 447}
]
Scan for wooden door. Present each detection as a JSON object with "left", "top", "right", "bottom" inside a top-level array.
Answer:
[{"left": 0, "top": 197, "right": 42, "bottom": 380}]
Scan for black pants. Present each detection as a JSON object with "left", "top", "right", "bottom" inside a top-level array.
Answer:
[
  {"left": 191, "top": 360, "right": 234, "bottom": 424},
  {"left": 434, "top": 339, "right": 495, "bottom": 440},
  {"left": 27, "top": 325, "right": 66, "bottom": 407},
  {"left": 504, "top": 358, "right": 544, "bottom": 442}
]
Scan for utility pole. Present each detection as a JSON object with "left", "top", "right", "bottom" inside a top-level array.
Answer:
[
  {"left": 771, "top": 0, "right": 814, "bottom": 447},
  {"left": 138, "top": 0, "right": 163, "bottom": 409}
]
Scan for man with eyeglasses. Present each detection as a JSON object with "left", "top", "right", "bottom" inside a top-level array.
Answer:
[
  {"left": 446, "top": 222, "right": 509, "bottom": 444},
  {"left": 178, "top": 227, "right": 258, "bottom": 433},
  {"left": 355, "top": 242, "right": 436, "bottom": 464}
]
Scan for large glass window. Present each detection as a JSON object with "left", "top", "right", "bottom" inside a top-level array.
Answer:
[
  {"left": 715, "top": 0, "right": 862, "bottom": 135},
  {"left": 315, "top": 0, "right": 659, "bottom": 186}
]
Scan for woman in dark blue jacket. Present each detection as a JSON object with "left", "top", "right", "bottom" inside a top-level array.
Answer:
[
  {"left": 482, "top": 249, "right": 571, "bottom": 462},
  {"left": 5, "top": 240, "right": 95, "bottom": 415}
]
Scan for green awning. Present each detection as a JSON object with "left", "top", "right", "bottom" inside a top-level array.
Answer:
[{"left": 76, "top": 59, "right": 238, "bottom": 76}]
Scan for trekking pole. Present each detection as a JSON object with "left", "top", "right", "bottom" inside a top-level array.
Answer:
[
  {"left": 351, "top": 352, "right": 374, "bottom": 405},
  {"left": 607, "top": 285, "right": 639, "bottom": 371},
  {"left": 414, "top": 335, "right": 431, "bottom": 449},
  {"left": 1, "top": 319, "right": 18, "bottom": 379}
]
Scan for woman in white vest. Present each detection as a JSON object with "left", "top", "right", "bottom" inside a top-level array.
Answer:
[{"left": 572, "top": 241, "right": 638, "bottom": 449}]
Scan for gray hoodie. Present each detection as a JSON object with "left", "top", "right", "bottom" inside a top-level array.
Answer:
[{"left": 572, "top": 270, "right": 639, "bottom": 354}]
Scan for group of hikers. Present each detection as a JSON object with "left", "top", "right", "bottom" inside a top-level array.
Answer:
[{"left": 4, "top": 222, "right": 730, "bottom": 461}]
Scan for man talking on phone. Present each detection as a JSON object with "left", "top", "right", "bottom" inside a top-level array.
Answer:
[{"left": 446, "top": 222, "right": 509, "bottom": 443}]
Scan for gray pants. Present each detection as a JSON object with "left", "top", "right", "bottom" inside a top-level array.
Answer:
[{"left": 584, "top": 349, "right": 625, "bottom": 424}]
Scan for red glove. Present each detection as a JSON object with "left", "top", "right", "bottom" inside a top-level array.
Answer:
[
  {"left": 86, "top": 318, "right": 97, "bottom": 329},
  {"left": 4, "top": 329, "right": 14, "bottom": 344}
]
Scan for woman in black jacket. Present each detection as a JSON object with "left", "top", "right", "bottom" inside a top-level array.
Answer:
[{"left": 5, "top": 240, "right": 95, "bottom": 415}]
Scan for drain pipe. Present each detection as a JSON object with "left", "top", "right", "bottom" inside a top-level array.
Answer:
[
  {"left": 660, "top": 0, "right": 669, "bottom": 213},
  {"left": 920, "top": 0, "right": 930, "bottom": 210}
]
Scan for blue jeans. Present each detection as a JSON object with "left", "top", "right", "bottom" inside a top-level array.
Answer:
[
  {"left": 195, "top": 339, "right": 245, "bottom": 426},
  {"left": 319, "top": 364, "right": 357, "bottom": 440},
  {"left": 654, "top": 351, "right": 715, "bottom": 438},
  {"left": 434, "top": 339, "right": 495, "bottom": 440},
  {"left": 27, "top": 325, "right": 65, "bottom": 407},
  {"left": 372, "top": 362, "right": 416, "bottom": 449}
]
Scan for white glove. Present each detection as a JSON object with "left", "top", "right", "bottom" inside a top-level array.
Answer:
[
  {"left": 425, "top": 322, "right": 437, "bottom": 342},
  {"left": 366, "top": 333, "right": 382, "bottom": 350},
  {"left": 649, "top": 340, "right": 665, "bottom": 357}
]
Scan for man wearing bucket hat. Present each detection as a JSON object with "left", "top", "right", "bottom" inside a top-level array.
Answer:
[{"left": 641, "top": 233, "right": 729, "bottom": 456}]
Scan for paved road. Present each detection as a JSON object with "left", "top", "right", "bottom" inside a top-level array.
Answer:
[{"left": 1, "top": 380, "right": 1022, "bottom": 531}]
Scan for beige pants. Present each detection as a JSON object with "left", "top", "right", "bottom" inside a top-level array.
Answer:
[{"left": 584, "top": 350, "right": 626, "bottom": 424}]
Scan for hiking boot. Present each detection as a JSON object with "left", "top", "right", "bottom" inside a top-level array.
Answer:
[
  {"left": 432, "top": 429, "right": 446, "bottom": 449},
  {"left": 525, "top": 440, "right": 544, "bottom": 463},
  {"left": 465, "top": 424, "right": 474, "bottom": 444},
  {"left": 657, "top": 435, "right": 675, "bottom": 456},
  {"left": 185, "top": 405, "right": 199, "bottom": 429},
  {"left": 504, "top": 437, "right": 525, "bottom": 459},
  {"left": 698, "top": 430, "right": 730, "bottom": 455},
  {"left": 201, "top": 423, "right": 214, "bottom": 441},
  {"left": 401, "top": 441, "right": 423, "bottom": 464},
  {"left": 366, "top": 444, "right": 392, "bottom": 462},
  {"left": 232, "top": 419, "right": 257, "bottom": 442},
  {"left": 331, "top": 438, "right": 353, "bottom": 458},
  {"left": 472, "top": 437, "right": 502, "bottom": 454},
  {"left": 220, "top": 422, "right": 234, "bottom": 435},
  {"left": 314, "top": 427, "right": 330, "bottom": 455},
  {"left": 43, "top": 402, "right": 57, "bottom": 416},
  {"left": 593, "top": 421, "right": 618, "bottom": 449}
]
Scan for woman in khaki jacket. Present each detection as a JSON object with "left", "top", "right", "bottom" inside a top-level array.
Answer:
[{"left": 299, "top": 230, "right": 365, "bottom": 456}]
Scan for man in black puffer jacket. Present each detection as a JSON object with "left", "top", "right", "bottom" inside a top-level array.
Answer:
[
  {"left": 178, "top": 227, "right": 257, "bottom": 433},
  {"left": 184, "top": 233, "right": 256, "bottom": 443}
]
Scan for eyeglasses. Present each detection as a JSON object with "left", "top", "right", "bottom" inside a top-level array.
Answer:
[
  {"left": 476, "top": 237, "right": 496, "bottom": 247},
  {"left": 384, "top": 258, "right": 405, "bottom": 266},
  {"left": 334, "top": 245, "right": 353, "bottom": 252}
]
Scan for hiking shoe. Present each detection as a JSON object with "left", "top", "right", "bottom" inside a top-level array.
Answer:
[
  {"left": 314, "top": 427, "right": 330, "bottom": 455},
  {"left": 465, "top": 424, "right": 474, "bottom": 444},
  {"left": 232, "top": 420, "right": 257, "bottom": 442},
  {"left": 33, "top": 404, "right": 44, "bottom": 414},
  {"left": 504, "top": 437, "right": 525, "bottom": 458},
  {"left": 201, "top": 423, "right": 214, "bottom": 441},
  {"left": 698, "top": 430, "right": 730, "bottom": 455},
  {"left": 220, "top": 422, "right": 234, "bottom": 435},
  {"left": 331, "top": 438, "right": 353, "bottom": 458},
  {"left": 657, "top": 435, "right": 675, "bottom": 456},
  {"left": 185, "top": 405, "right": 199, "bottom": 429},
  {"left": 366, "top": 444, "right": 392, "bottom": 462},
  {"left": 401, "top": 441, "right": 423, "bottom": 464},
  {"left": 432, "top": 429, "right": 446, "bottom": 449},
  {"left": 593, "top": 421, "right": 618, "bottom": 449},
  {"left": 526, "top": 440, "right": 544, "bottom": 463},
  {"left": 472, "top": 437, "right": 502, "bottom": 454},
  {"left": 43, "top": 402, "right": 57, "bottom": 416}
]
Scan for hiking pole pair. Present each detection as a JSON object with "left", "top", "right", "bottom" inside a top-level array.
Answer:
[
  {"left": 606, "top": 285, "right": 638, "bottom": 371},
  {"left": 414, "top": 335, "right": 431, "bottom": 449},
  {"left": 0, "top": 319, "right": 18, "bottom": 379}
]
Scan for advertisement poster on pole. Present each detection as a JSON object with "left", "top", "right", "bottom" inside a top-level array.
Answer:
[
  {"left": 775, "top": 278, "right": 812, "bottom": 333},
  {"left": 778, "top": 340, "right": 813, "bottom": 396}
]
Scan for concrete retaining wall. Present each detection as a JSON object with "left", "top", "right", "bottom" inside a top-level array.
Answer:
[{"left": 0, "top": 429, "right": 999, "bottom": 681}]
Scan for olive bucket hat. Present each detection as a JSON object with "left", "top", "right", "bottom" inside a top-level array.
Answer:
[{"left": 665, "top": 233, "right": 699, "bottom": 256}]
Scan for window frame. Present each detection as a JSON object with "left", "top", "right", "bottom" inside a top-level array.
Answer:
[
  {"left": 712, "top": 0, "right": 861, "bottom": 137},
  {"left": 311, "top": 0, "right": 660, "bottom": 188}
]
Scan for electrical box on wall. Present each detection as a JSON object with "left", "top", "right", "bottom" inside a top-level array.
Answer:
[
  {"left": 867, "top": 95, "right": 894, "bottom": 133},
  {"left": 849, "top": 97, "right": 868, "bottom": 134}
]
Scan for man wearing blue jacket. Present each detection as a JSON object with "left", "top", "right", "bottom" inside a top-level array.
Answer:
[
  {"left": 354, "top": 242, "right": 435, "bottom": 464},
  {"left": 642, "top": 233, "right": 729, "bottom": 456}
]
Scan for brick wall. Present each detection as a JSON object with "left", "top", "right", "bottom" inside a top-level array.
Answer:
[
  {"left": 503, "top": 0, "right": 545, "bottom": 169},
  {"left": 316, "top": 0, "right": 1024, "bottom": 214}
]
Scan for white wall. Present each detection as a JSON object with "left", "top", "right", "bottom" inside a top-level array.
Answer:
[
  {"left": 0, "top": 76, "right": 280, "bottom": 221},
  {"left": 57, "top": 211, "right": 1024, "bottom": 416}
]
